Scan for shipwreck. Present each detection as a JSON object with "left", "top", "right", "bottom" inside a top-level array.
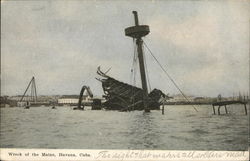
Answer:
[{"left": 97, "top": 11, "right": 169, "bottom": 112}]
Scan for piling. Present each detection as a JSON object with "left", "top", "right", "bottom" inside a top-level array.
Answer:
[
  {"left": 224, "top": 105, "right": 228, "bottom": 114},
  {"left": 244, "top": 104, "right": 247, "bottom": 115}
]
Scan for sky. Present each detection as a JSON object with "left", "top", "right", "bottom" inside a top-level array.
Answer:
[{"left": 1, "top": 0, "right": 249, "bottom": 97}]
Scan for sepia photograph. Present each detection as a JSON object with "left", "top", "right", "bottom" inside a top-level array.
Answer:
[{"left": 0, "top": 0, "right": 249, "bottom": 160}]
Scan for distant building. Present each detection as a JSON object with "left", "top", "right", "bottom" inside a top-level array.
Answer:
[
  {"left": 57, "top": 95, "right": 92, "bottom": 105},
  {"left": 8, "top": 95, "right": 60, "bottom": 103},
  {"left": 193, "top": 97, "right": 214, "bottom": 104},
  {"left": 168, "top": 94, "right": 195, "bottom": 103},
  {"left": 17, "top": 101, "right": 28, "bottom": 107},
  {"left": 194, "top": 97, "right": 204, "bottom": 103},
  {"left": 58, "top": 98, "right": 79, "bottom": 104}
]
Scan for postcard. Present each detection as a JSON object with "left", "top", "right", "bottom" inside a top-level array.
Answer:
[{"left": 0, "top": 0, "right": 249, "bottom": 161}]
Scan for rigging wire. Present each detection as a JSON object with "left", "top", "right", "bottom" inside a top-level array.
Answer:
[
  {"left": 31, "top": 81, "right": 34, "bottom": 102},
  {"left": 130, "top": 38, "right": 137, "bottom": 85},
  {"left": 129, "top": 41, "right": 134, "bottom": 85},
  {"left": 30, "top": 82, "right": 33, "bottom": 102},
  {"left": 142, "top": 42, "right": 152, "bottom": 92},
  {"left": 133, "top": 39, "right": 138, "bottom": 89},
  {"left": 142, "top": 40, "right": 198, "bottom": 112},
  {"left": 130, "top": 38, "right": 138, "bottom": 110}
]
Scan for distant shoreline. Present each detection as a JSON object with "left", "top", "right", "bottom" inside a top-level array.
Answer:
[{"left": 1, "top": 101, "right": 249, "bottom": 108}]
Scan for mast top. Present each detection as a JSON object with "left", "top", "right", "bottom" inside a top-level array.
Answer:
[
  {"left": 125, "top": 11, "right": 150, "bottom": 39},
  {"left": 132, "top": 11, "right": 139, "bottom": 26}
]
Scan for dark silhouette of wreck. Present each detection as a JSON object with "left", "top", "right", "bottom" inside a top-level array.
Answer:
[
  {"left": 96, "top": 11, "right": 170, "bottom": 111},
  {"left": 97, "top": 68, "right": 168, "bottom": 111}
]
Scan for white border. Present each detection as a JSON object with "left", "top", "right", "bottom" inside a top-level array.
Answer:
[{"left": 0, "top": 148, "right": 249, "bottom": 161}]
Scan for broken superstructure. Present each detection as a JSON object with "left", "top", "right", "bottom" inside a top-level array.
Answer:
[
  {"left": 97, "top": 11, "right": 170, "bottom": 111},
  {"left": 97, "top": 68, "right": 168, "bottom": 111}
]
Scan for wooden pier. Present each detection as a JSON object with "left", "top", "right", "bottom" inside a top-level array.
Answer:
[{"left": 212, "top": 101, "right": 248, "bottom": 115}]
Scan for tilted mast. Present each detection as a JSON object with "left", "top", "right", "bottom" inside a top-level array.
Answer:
[
  {"left": 125, "top": 11, "right": 150, "bottom": 112},
  {"left": 20, "top": 76, "right": 37, "bottom": 102}
]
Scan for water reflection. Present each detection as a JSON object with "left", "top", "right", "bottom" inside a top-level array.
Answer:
[{"left": 128, "top": 112, "right": 160, "bottom": 149}]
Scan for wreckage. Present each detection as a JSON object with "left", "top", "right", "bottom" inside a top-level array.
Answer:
[
  {"left": 97, "top": 68, "right": 167, "bottom": 111},
  {"left": 96, "top": 11, "right": 170, "bottom": 111}
]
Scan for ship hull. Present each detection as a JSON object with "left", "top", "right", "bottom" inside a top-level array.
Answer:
[{"left": 97, "top": 68, "right": 167, "bottom": 111}]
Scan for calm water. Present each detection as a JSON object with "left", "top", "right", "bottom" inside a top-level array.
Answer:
[{"left": 0, "top": 105, "right": 249, "bottom": 150}]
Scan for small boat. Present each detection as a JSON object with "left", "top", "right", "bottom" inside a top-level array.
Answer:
[
  {"left": 24, "top": 101, "right": 30, "bottom": 109},
  {"left": 24, "top": 106, "right": 29, "bottom": 109},
  {"left": 73, "top": 106, "right": 84, "bottom": 110}
]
